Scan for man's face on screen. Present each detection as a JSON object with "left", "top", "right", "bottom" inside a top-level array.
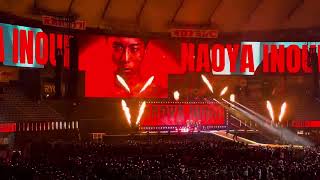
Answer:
[{"left": 112, "top": 37, "right": 145, "bottom": 76}]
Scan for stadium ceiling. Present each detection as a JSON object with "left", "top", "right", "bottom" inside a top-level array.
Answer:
[{"left": 0, "top": 0, "right": 318, "bottom": 34}]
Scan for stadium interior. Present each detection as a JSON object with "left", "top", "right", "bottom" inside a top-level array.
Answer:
[{"left": 0, "top": 0, "right": 320, "bottom": 179}]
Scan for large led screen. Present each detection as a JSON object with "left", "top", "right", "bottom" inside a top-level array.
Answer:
[
  {"left": 78, "top": 36, "right": 184, "bottom": 98},
  {"left": 139, "top": 103, "right": 225, "bottom": 127},
  {"left": 0, "top": 23, "right": 44, "bottom": 68},
  {"left": 78, "top": 36, "right": 263, "bottom": 98},
  {"left": 78, "top": 34, "right": 320, "bottom": 98},
  {"left": 0, "top": 22, "right": 319, "bottom": 98}
]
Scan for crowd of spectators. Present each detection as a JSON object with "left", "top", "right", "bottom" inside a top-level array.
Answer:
[{"left": 0, "top": 135, "right": 320, "bottom": 179}]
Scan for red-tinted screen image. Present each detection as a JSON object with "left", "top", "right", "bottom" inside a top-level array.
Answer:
[
  {"left": 79, "top": 35, "right": 183, "bottom": 98},
  {"left": 140, "top": 103, "right": 225, "bottom": 126}
]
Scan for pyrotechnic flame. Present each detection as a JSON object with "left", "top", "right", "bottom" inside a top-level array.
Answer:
[
  {"left": 266, "top": 101, "right": 274, "bottom": 122},
  {"left": 230, "top": 94, "right": 235, "bottom": 102},
  {"left": 121, "top": 100, "right": 131, "bottom": 126},
  {"left": 117, "top": 75, "right": 130, "bottom": 93},
  {"left": 173, "top": 91, "right": 180, "bottom": 101},
  {"left": 278, "top": 102, "right": 287, "bottom": 123},
  {"left": 136, "top": 101, "right": 146, "bottom": 125},
  {"left": 201, "top": 74, "right": 213, "bottom": 93},
  {"left": 139, "top": 76, "right": 154, "bottom": 93},
  {"left": 220, "top": 86, "right": 228, "bottom": 96}
]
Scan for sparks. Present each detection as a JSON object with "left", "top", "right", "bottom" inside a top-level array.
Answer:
[
  {"left": 117, "top": 75, "right": 130, "bottom": 93},
  {"left": 266, "top": 101, "right": 274, "bottom": 122},
  {"left": 121, "top": 100, "right": 131, "bottom": 126},
  {"left": 201, "top": 74, "right": 213, "bottom": 93},
  {"left": 139, "top": 76, "right": 154, "bottom": 94},
  {"left": 220, "top": 86, "right": 228, "bottom": 96},
  {"left": 278, "top": 102, "right": 287, "bottom": 123},
  {"left": 136, "top": 101, "right": 146, "bottom": 125}
]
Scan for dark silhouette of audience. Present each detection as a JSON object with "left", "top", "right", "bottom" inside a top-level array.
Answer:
[{"left": 0, "top": 136, "right": 320, "bottom": 180}]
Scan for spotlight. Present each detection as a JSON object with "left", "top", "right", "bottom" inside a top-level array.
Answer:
[
  {"left": 173, "top": 91, "right": 180, "bottom": 101},
  {"left": 230, "top": 94, "right": 235, "bottom": 102}
]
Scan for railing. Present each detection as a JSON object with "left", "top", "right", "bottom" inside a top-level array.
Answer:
[{"left": 0, "top": 86, "right": 64, "bottom": 122}]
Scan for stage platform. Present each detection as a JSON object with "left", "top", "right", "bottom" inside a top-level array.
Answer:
[
  {"left": 204, "top": 130, "right": 303, "bottom": 148},
  {"left": 102, "top": 130, "right": 304, "bottom": 148}
]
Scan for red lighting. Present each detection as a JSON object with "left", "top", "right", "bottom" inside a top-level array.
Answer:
[
  {"left": 0, "top": 123, "right": 16, "bottom": 132},
  {"left": 292, "top": 120, "right": 320, "bottom": 128}
]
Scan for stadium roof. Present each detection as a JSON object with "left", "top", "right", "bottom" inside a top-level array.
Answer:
[{"left": 0, "top": 0, "right": 318, "bottom": 36}]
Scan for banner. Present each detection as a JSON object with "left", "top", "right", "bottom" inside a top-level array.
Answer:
[
  {"left": 170, "top": 28, "right": 218, "bottom": 38},
  {"left": 140, "top": 102, "right": 225, "bottom": 126},
  {"left": 42, "top": 16, "right": 86, "bottom": 30}
]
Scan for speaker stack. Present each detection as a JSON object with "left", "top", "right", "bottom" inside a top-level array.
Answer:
[
  {"left": 55, "top": 48, "right": 63, "bottom": 98},
  {"left": 67, "top": 37, "right": 79, "bottom": 99}
]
